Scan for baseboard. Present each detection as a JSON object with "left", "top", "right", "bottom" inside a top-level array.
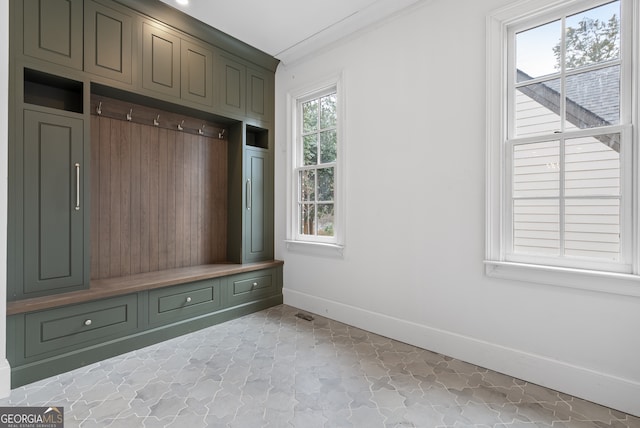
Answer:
[{"left": 284, "top": 288, "right": 640, "bottom": 417}]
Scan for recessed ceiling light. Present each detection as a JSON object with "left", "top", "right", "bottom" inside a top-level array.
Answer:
[{"left": 176, "top": 0, "right": 188, "bottom": 5}]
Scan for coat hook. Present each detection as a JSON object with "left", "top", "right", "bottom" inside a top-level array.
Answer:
[
  {"left": 218, "top": 129, "right": 225, "bottom": 139},
  {"left": 126, "top": 108, "right": 132, "bottom": 121},
  {"left": 177, "top": 120, "right": 184, "bottom": 131},
  {"left": 154, "top": 115, "right": 160, "bottom": 126},
  {"left": 96, "top": 101, "right": 102, "bottom": 115},
  {"left": 198, "top": 124, "right": 205, "bottom": 135}
]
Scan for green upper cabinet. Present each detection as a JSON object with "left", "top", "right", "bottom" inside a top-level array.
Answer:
[
  {"left": 217, "top": 53, "right": 246, "bottom": 118},
  {"left": 216, "top": 53, "right": 273, "bottom": 123},
  {"left": 21, "top": 110, "right": 88, "bottom": 298},
  {"left": 141, "top": 20, "right": 216, "bottom": 107},
  {"left": 23, "top": 0, "right": 83, "bottom": 70},
  {"left": 244, "top": 147, "right": 273, "bottom": 262},
  {"left": 247, "top": 67, "right": 273, "bottom": 123},
  {"left": 181, "top": 39, "right": 214, "bottom": 107},
  {"left": 84, "top": 0, "right": 133, "bottom": 84},
  {"left": 141, "top": 21, "right": 181, "bottom": 98}
]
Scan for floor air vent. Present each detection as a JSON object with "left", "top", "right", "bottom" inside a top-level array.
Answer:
[{"left": 295, "top": 313, "right": 314, "bottom": 321}]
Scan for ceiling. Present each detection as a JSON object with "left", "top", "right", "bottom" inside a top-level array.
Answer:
[{"left": 158, "top": 0, "right": 425, "bottom": 64}]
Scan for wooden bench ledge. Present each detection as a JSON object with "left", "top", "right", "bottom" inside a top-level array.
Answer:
[{"left": 7, "top": 260, "right": 284, "bottom": 316}]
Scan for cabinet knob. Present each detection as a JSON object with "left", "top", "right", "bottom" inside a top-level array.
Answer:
[
  {"left": 84, "top": 319, "right": 92, "bottom": 326},
  {"left": 186, "top": 297, "right": 192, "bottom": 303},
  {"left": 252, "top": 282, "right": 258, "bottom": 288}
]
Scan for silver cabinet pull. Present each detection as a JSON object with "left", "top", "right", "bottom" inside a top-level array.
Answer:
[
  {"left": 186, "top": 297, "right": 192, "bottom": 303},
  {"left": 84, "top": 319, "right": 92, "bottom": 326},
  {"left": 75, "top": 163, "right": 81, "bottom": 211},
  {"left": 246, "top": 179, "right": 252, "bottom": 210}
]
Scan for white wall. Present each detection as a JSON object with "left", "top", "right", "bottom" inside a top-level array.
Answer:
[
  {"left": 274, "top": 0, "right": 640, "bottom": 416},
  {"left": 0, "top": 0, "right": 11, "bottom": 398}
]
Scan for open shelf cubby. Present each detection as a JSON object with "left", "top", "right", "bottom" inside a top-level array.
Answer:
[
  {"left": 246, "top": 125, "right": 268, "bottom": 149},
  {"left": 24, "top": 68, "right": 83, "bottom": 113}
]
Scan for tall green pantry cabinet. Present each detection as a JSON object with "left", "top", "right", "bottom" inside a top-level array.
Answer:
[
  {"left": 9, "top": 64, "right": 90, "bottom": 301},
  {"left": 7, "top": 0, "right": 281, "bottom": 387},
  {"left": 245, "top": 147, "right": 273, "bottom": 262},
  {"left": 21, "top": 110, "right": 88, "bottom": 298}
]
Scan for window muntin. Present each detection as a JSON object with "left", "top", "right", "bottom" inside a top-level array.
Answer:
[
  {"left": 506, "top": 0, "right": 630, "bottom": 270},
  {"left": 296, "top": 91, "right": 337, "bottom": 241}
]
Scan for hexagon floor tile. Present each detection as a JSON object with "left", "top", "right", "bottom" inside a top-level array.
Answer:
[{"left": 1, "top": 305, "right": 638, "bottom": 427}]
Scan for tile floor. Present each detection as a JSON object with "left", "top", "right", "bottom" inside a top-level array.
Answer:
[{"left": 0, "top": 304, "right": 638, "bottom": 427}]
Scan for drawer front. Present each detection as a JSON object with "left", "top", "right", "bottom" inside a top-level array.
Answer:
[
  {"left": 227, "top": 269, "right": 277, "bottom": 305},
  {"left": 25, "top": 295, "right": 138, "bottom": 358},
  {"left": 149, "top": 280, "right": 222, "bottom": 325}
]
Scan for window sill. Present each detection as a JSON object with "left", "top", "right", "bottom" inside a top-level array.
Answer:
[
  {"left": 285, "top": 240, "right": 344, "bottom": 257},
  {"left": 484, "top": 260, "right": 640, "bottom": 297}
]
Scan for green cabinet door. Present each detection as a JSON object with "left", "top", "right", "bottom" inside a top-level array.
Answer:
[
  {"left": 247, "top": 67, "right": 273, "bottom": 123},
  {"left": 141, "top": 21, "right": 181, "bottom": 98},
  {"left": 244, "top": 148, "right": 273, "bottom": 262},
  {"left": 217, "top": 53, "right": 246, "bottom": 117},
  {"left": 22, "top": 110, "right": 86, "bottom": 297},
  {"left": 84, "top": 0, "right": 133, "bottom": 84},
  {"left": 181, "top": 39, "right": 214, "bottom": 107},
  {"left": 23, "top": 0, "right": 83, "bottom": 70}
]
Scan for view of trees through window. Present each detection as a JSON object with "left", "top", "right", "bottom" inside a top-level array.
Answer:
[
  {"left": 298, "top": 92, "right": 337, "bottom": 238},
  {"left": 553, "top": 9, "right": 620, "bottom": 70},
  {"left": 510, "top": 1, "right": 624, "bottom": 263}
]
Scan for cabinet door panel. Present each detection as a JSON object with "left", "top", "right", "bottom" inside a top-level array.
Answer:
[
  {"left": 244, "top": 149, "right": 273, "bottom": 261},
  {"left": 84, "top": 0, "right": 133, "bottom": 84},
  {"left": 247, "top": 67, "right": 273, "bottom": 122},
  {"left": 23, "top": 0, "right": 83, "bottom": 69},
  {"left": 217, "top": 54, "right": 246, "bottom": 116},
  {"left": 181, "top": 40, "right": 214, "bottom": 106},
  {"left": 249, "top": 73, "right": 265, "bottom": 118},
  {"left": 23, "top": 295, "right": 138, "bottom": 359},
  {"left": 247, "top": 153, "right": 265, "bottom": 255},
  {"left": 23, "top": 110, "right": 85, "bottom": 295},
  {"left": 148, "top": 280, "right": 222, "bottom": 326},
  {"left": 227, "top": 269, "right": 276, "bottom": 306},
  {"left": 142, "top": 22, "right": 180, "bottom": 97}
]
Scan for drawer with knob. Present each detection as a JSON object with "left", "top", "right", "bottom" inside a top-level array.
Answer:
[
  {"left": 148, "top": 279, "right": 222, "bottom": 326},
  {"left": 22, "top": 295, "right": 138, "bottom": 360},
  {"left": 227, "top": 269, "right": 277, "bottom": 306}
]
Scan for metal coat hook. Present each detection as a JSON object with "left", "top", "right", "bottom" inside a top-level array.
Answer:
[
  {"left": 218, "top": 129, "right": 225, "bottom": 139},
  {"left": 126, "top": 108, "right": 132, "bottom": 121},
  {"left": 177, "top": 120, "right": 184, "bottom": 131},
  {"left": 154, "top": 115, "right": 160, "bottom": 126},
  {"left": 96, "top": 102, "right": 102, "bottom": 115},
  {"left": 198, "top": 124, "right": 205, "bottom": 135}
]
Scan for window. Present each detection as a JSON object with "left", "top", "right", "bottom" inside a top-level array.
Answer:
[
  {"left": 487, "top": 0, "right": 640, "bottom": 293},
  {"left": 298, "top": 90, "right": 337, "bottom": 240},
  {"left": 287, "top": 76, "right": 344, "bottom": 250}
]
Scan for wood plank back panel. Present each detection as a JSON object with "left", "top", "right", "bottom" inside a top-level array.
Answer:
[{"left": 91, "top": 111, "right": 228, "bottom": 280}]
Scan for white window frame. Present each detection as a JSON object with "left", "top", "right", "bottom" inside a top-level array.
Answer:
[
  {"left": 485, "top": 0, "right": 640, "bottom": 297},
  {"left": 285, "top": 73, "right": 345, "bottom": 253}
]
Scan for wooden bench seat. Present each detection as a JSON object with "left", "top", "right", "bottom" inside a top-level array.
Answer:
[{"left": 7, "top": 260, "right": 284, "bottom": 315}]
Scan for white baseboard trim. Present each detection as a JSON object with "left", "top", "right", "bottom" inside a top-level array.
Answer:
[
  {"left": 284, "top": 288, "right": 640, "bottom": 417},
  {"left": 0, "top": 358, "right": 10, "bottom": 399}
]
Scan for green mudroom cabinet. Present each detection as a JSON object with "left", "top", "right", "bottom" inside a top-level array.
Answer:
[
  {"left": 21, "top": 110, "right": 88, "bottom": 298},
  {"left": 7, "top": 0, "right": 281, "bottom": 388}
]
